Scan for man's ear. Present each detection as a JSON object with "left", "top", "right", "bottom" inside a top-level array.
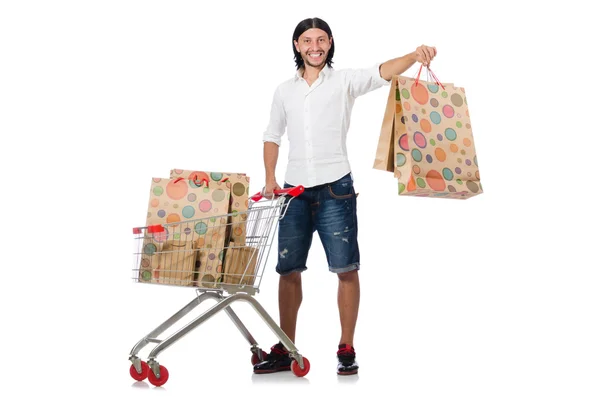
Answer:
[{"left": 293, "top": 40, "right": 299, "bottom": 52}]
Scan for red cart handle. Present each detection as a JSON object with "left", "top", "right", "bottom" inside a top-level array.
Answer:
[
  {"left": 250, "top": 185, "right": 304, "bottom": 202},
  {"left": 133, "top": 224, "right": 166, "bottom": 235},
  {"left": 148, "top": 224, "right": 165, "bottom": 233}
]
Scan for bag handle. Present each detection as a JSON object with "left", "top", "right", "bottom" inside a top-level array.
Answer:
[
  {"left": 172, "top": 176, "right": 210, "bottom": 188},
  {"left": 413, "top": 64, "right": 445, "bottom": 90}
]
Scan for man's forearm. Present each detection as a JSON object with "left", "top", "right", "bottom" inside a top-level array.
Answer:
[
  {"left": 264, "top": 142, "right": 279, "bottom": 182},
  {"left": 379, "top": 52, "right": 418, "bottom": 81}
]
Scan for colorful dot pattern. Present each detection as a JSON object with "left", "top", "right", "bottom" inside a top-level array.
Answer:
[
  {"left": 168, "top": 170, "right": 251, "bottom": 287},
  {"left": 170, "top": 170, "right": 251, "bottom": 245},
  {"left": 393, "top": 77, "right": 482, "bottom": 199},
  {"left": 142, "top": 176, "right": 232, "bottom": 286}
]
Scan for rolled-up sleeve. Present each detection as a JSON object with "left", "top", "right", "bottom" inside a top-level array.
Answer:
[
  {"left": 345, "top": 63, "right": 390, "bottom": 98},
  {"left": 262, "top": 86, "right": 286, "bottom": 146}
]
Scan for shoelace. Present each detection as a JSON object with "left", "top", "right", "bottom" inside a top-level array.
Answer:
[
  {"left": 337, "top": 345, "right": 356, "bottom": 358},
  {"left": 269, "top": 344, "right": 288, "bottom": 358}
]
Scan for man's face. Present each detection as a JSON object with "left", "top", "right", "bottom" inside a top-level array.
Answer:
[{"left": 294, "top": 28, "right": 332, "bottom": 68}]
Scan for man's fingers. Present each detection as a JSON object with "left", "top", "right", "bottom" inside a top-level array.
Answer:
[
  {"left": 420, "top": 48, "right": 429, "bottom": 64},
  {"left": 417, "top": 45, "right": 436, "bottom": 65},
  {"left": 427, "top": 47, "right": 435, "bottom": 60},
  {"left": 262, "top": 182, "right": 282, "bottom": 199}
]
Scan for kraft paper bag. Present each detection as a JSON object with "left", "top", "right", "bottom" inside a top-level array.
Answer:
[
  {"left": 374, "top": 78, "right": 454, "bottom": 173},
  {"left": 145, "top": 239, "right": 197, "bottom": 286},
  {"left": 374, "top": 72, "right": 482, "bottom": 199},
  {"left": 170, "top": 169, "right": 250, "bottom": 246},
  {"left": 143, "top": 177, "right": 231, "bottom": 287},
  {"left": 222, "top": 242, "right": 259, "bottom": 286}
]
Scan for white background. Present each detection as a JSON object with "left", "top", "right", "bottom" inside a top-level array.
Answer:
[{"left": 1, "top": 0, "right": 598, "bottom": 396}]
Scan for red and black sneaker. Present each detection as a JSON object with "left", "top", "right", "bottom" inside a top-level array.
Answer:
[
  {"left": 337, "top": 344, "right": 359, "bottom": 375},
  {"left": 253, "top": 342, "right": 292, "bottom": 374}
]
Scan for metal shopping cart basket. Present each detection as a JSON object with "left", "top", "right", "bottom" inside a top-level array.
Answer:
[{"left": 128, "top": 185, "right": 308, "bottom": 386}]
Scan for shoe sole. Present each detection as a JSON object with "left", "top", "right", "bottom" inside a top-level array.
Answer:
[
  {"left": 337, "top": 370, "right": 358, "bottom": 375},
  {"left": 253, "top": 366, "right": 291, "bottom": 374}
]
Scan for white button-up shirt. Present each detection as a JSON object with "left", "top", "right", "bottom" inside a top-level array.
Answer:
[{"left": 263, "top": 64, "right": 390, "bottom": 188}]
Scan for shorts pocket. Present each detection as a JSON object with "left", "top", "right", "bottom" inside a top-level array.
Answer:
[{"left": 328, "top": 179, "right": 354, "bottom": 199}]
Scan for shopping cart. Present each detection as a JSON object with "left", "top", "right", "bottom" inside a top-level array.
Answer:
[{"left": 128, "top": 185, "right": 308, "bottom": 386}]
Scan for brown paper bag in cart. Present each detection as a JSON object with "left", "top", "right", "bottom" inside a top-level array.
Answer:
[
  {"left": 373, "top": 70, "right": 482, "bottom": 199},
  {"left": 169, "top": 169, "right": 250, "bottom": 246},
  {"left": 141, "top": 177, "right": 231, "bottom": 287},
  {"left": 155, "top": 240, "right": 197, "bottom": 286},
  {"left": 222, "top": 242, "right": 259, "bottom": 286},
  {"left": 138, "top": 235, "right": 197, "bottom": 286}
]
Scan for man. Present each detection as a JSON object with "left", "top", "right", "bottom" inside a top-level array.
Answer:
[{"left": 255, "top": 17, "right": 436, "bottom": 375}]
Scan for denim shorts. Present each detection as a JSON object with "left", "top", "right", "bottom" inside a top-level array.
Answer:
[{"left": 276, "top": 172, "right": 360, "bottom": 275}]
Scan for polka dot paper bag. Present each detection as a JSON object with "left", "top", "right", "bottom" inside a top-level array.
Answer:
[
  {"left": 138, "top": 238, "right": 197, "bottom": 286},
  {"left": 374, "top": 73, "right": 483, "bottom": 199},
  {"left": 141, "top": 177, "right": 231, "bottom": 287},
  {"left": 169, "top": 169, "right": 250, "bottom": 246}
]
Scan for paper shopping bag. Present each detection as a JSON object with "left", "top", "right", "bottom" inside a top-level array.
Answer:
[
  {"left": 155, "top": 240, "right": 197, "bottom": 286},
  {"left": 138, "top": 233, "right": 197, "bottom": 286},
  {"left": 372, "top": 76, "right": 398, "bottom": 173},
  {"left": 374, "top": 78, "right": 454, "bottom": 173},
  {"left": 374, "top": 72, "right": 482, "bottom": 199},
  {"left": 222, "top": 242, "right": 259, "bottom": 286},
  {"left": 143, "top": 177, "right": 231, "bottom": 287},
  {"left": 170, "top": 169, "right": 250, "bottom": 246}
]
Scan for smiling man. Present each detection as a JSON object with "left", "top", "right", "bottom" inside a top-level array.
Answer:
[{"left": 256, "top": 17, "right": 436, "bottom": 375}]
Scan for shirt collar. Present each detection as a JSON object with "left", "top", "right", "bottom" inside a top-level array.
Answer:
[{"left": 294, "top": 65, "right": 333, "bottom": 81}]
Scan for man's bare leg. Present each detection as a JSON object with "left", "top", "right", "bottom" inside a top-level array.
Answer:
[
  {"left": 338, "top": 269, "right": 360, "bottom": 345},
  {"left": 336, "top": 269, "right": 360, "bottom": 375},
  {"left": 279, "top": 271, "right": 303, "bottom": 343}
]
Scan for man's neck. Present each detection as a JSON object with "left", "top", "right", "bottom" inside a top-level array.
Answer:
[{"left": 302, "top": 64, "right": 326, "bottom": 84}]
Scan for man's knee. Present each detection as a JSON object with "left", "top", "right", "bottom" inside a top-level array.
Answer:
[
  {"left": 337, "top": 269, "right": 358, "bottom": 282},
  {"left": 280, "top": 271, "right": 302, "bottom": 284}
]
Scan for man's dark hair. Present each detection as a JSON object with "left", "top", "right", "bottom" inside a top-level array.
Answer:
[{"left": 292, "top": 17, "right": 335, "bottom": 70}]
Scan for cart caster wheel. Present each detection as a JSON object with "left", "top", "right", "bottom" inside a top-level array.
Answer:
[
  {"left": 251, "top": 350, "right": 268, "bottom": 365},
  {"left": 291, "top": 357, "right": 310, "bottom": 377},
  {"left": 147, "top": 364, "right": 169, "bottom": 387},
  {"left": 129, "top": 360, "right": 149, "bottom": 381}
]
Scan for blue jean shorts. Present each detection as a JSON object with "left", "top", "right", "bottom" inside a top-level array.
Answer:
[{"left": 276, "top": 172, "right": 359, "bottom": 275}]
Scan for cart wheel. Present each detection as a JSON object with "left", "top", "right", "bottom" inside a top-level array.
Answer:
[
  {"left": 291, "top": 357, "right": 310, "bottom": 377},
  {"left": 251, "top": 350, "right": 268, "bottom": 365},
  {"left": 129, "top": 360, "right": 149, "bottom": 381},
  {"left": 147, "top": 365, "right": 169, "bottom": 387}
]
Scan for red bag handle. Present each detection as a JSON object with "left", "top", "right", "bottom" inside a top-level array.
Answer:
[{"left": 413, "top": 64, "right": 445, "bottom": 90}]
